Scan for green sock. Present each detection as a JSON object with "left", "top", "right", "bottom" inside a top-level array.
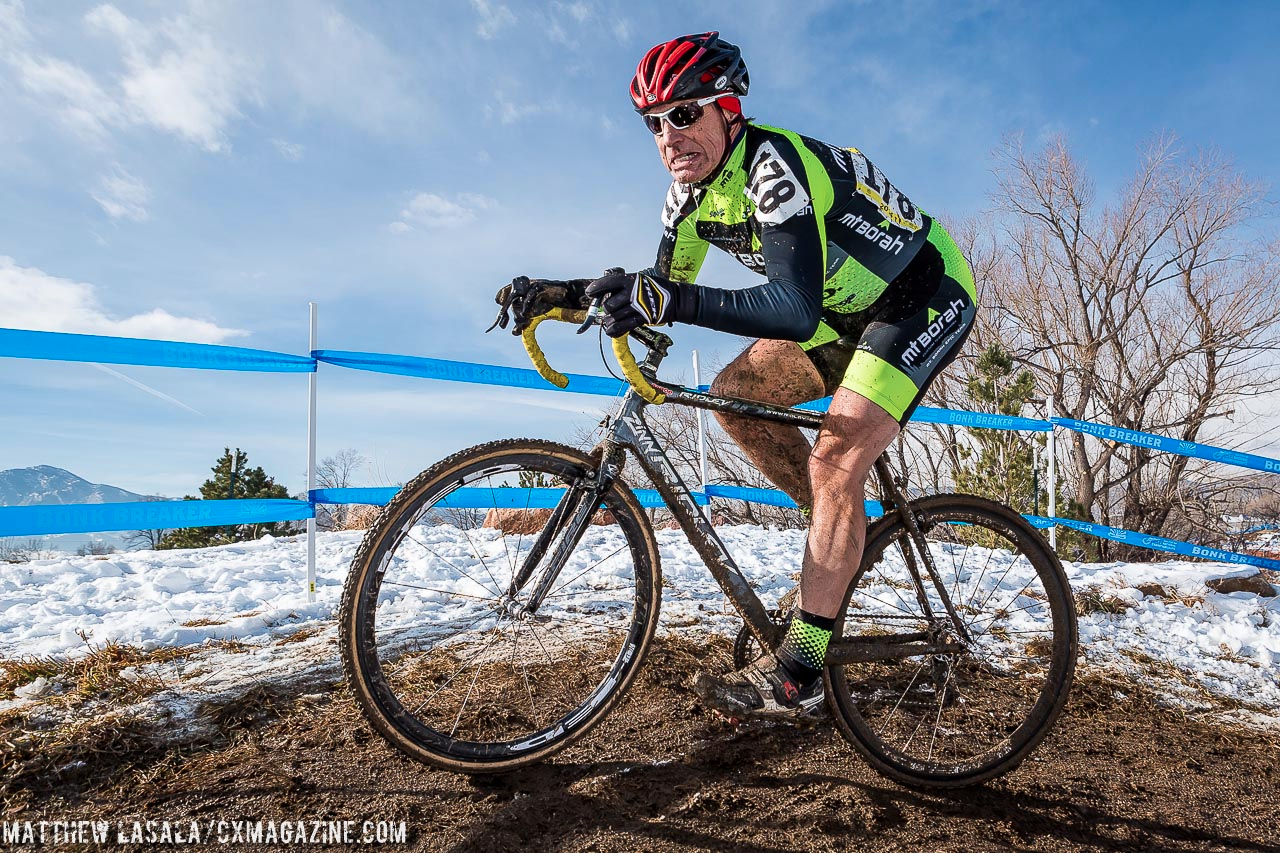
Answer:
[{"left": 776, "top": 608, "right": 834, "bottom": 688}]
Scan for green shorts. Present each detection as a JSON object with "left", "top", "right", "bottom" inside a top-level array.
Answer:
[{"left": 801, "top": 226, "right": 977, "bottom": 425}]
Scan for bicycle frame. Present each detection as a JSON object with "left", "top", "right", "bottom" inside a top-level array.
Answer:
[{"left": 519, "top": 325, "right": 969, "bottom": 665}]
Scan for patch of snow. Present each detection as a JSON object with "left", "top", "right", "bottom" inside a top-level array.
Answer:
[{"left": 0, "top": 527, "right": 1276, "bottom": 734}]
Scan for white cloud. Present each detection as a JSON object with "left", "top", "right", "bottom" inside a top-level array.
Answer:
[
  {"left": 391, "top": 192, "right": 497, "bottom": 231},
  {"left": 85, "top": 3, "right": 256, "bottom": 153},
  {"left": 558, "top": 1, "right": 592, "bottom": 23},
  {"left": 0, "top": 0, "right": 29, "bottom": 47},
  {"left": 90, "top": 165, "right": 149, "bottom": 221},
  {"left": 485, "top": 92, "right": 543, "bottom": 125},
  {"left": 471, "top": 0, "right": 515, "bottom": 39},
  {"left": 0, "top": 255, "right": 244, "bottom": 342},
  {"left": 3, "top": 2, "right": 417, "bottom": 155},
  {"left": 11, "top": 52, "right": 119, "bottom": 140},
  {"left": 271, "top": 138, "right": 304, "bottom": 160}
]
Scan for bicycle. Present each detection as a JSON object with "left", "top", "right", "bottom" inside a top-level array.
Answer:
[{"left": 339, "top": 306, "right": 1078, "bottom": 788}]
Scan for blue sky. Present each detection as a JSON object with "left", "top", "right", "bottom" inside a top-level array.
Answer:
[{"left": 1, "top": 0, "right": 1278, "bottom": 497}]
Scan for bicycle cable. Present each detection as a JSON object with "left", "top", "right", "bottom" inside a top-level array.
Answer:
[{"left": 597, "top": 326, "right": 625, "bottom": 386}]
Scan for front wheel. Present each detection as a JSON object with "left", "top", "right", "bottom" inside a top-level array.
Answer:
[
  {"left": 826, "top": 494, "right": 1077, "bottom": 788},
  {"left": 339, "top": 439, "right": 661, "bottom": 773}
]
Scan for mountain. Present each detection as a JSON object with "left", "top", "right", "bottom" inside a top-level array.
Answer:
[{"left": 0, "top": 465, "right": 154, "bottom": 506}]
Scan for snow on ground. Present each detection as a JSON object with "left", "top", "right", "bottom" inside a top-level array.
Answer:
[{"left": 1, "top": 526, "right": 1278, "bottom": 730}]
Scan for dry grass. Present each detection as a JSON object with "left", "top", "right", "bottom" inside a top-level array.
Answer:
[
  {"left": 199, "top": 684, "right": 291, "bottom": 733},
  {"left": 1074, "top": 585, "right": 1135, "bottom": 616},
  {"left": 274, "top": 626, "right": 322, "bottom": 646},
  {"left": 0, "top": 657, "right": 61, "bottom": 694},
  {"left": 0, "top": 710, "right": 170, "bottom": 806},
  {"left": 0, "top": 641, "right": 193, "bottom": 703},
  {"left": 181, "top": 617, "right": 226, "bottom": 627}
]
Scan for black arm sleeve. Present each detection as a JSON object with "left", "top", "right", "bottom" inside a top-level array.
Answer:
[{"left": 688, "top": 220, "right": 825, "bottom": 342}]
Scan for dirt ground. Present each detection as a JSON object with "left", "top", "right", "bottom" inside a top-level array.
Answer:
[{"left": 6, "top": 636, "right": 1279, "bottom": 853}]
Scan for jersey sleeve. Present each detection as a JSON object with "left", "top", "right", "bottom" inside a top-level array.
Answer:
[{"left": 690, "top": 135, "right": 831, "bottom": 341}]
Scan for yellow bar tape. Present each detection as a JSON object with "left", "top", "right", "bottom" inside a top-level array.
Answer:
[
  {"left": 520, "top": 308, "right": 666, "bottom": 405},
  {"left": 521, "top": 308, "right": 585, "bottom": 389},
  {"left": 612, "top": 335, "right": 666, "bottom": 405}
]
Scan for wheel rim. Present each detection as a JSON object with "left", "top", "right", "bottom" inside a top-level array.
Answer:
[
  {"left": 831, "top": 507, "right": 1070, "bottom": 778},
  {"left": 356, "top": 453, "right": 651, "bottom": 761}
]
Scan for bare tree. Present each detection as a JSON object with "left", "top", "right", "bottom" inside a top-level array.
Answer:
[
  {"left": 125, "top": 496, "right": 170, "bottom": 550},
  {"left": 315, "top": 449, "right": 371, "bottom": 531},
  {"left": 977, "top": 133, "right": 1279, "bottom": 555}
]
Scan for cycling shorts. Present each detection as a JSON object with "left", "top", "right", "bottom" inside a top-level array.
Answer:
[{"left": 800, "top": 225, "right": 977, "bottom": 425}]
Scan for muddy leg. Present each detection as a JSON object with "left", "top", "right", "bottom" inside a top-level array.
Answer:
[
  {"left": 710, "top": 339, "right": 825, "bottom": 509},
  {"left": 800, "top": 388, "right": 900, "bottom": 618}
]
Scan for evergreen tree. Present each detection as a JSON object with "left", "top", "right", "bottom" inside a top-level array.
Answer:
[
  {"left": 954, "top": 345, "right": 1097, "bottom": 560},
  {"left": 158, "top": 448, "right": 296, "bottom": 550},
  {"left": 954, "top": 344, "right": 1045, "bottom": 512}
]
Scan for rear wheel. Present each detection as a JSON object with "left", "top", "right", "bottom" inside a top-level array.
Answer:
[
  {"left": 826, "top": 494, "right": 1076, "bottom": 788},
  {"left": 339, "top": 439, "right": 661, "bottom": 773}
]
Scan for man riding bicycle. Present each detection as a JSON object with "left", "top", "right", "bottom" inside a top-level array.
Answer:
[{"left": 494, "top": 31, "right": 977, "bottom": 720}]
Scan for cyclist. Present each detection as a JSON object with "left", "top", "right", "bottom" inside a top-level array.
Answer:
[{"left": 493, "top": 31, "right": 976, "bottom": 720}]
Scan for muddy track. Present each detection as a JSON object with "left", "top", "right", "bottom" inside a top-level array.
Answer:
[{"left": 9, "top": 636, "right": 1279, "bottom": 852}]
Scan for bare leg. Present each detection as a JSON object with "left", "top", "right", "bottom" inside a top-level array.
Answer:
[
  {"left": 710, "top": 339, "right": 825, "bottom": 509},
  {"left": 800, "top": 388, "right": 901, "bottom": 619}
]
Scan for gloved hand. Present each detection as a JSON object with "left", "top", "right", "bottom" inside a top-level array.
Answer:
[
  {"left": 488, "top": 277, "right": 591, "bottom": 334},
  {"left": 584, "top": 268, "right": 696, "bottom": 338}
]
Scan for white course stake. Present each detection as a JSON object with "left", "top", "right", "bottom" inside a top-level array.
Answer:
[
  {"left": 306, "top": 303, "right": 318, "bottom": 602},
  {"left": 693, "top": 350, "right": 709, "bottom": 493}
]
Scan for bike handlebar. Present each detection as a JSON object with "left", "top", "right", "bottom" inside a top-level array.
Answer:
[{"left": 520, "top": 308, "right": 667, "bottom": 405}]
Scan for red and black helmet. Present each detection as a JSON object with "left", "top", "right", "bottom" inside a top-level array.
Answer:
[{"left": 630, "top": 31, "right": 749, "bottom": 113}]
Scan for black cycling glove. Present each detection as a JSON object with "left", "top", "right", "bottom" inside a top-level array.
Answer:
[
  {"left": 488, "top": 277, "right": 592, "bottom": 334},
  {"left": 584, "top": 268, "right": 699, "bottom": 338}
]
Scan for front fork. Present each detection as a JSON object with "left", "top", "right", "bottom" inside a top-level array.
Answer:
[{"left": 499, "top": 444, "right": 624, "bottom": 618}]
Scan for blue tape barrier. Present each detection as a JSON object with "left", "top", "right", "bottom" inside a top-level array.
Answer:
[
  {"left": 767, "top": 397, "right": 1053, "bottom": 431},
  {"left": 311, "top": 486, "right": 707, "bottom": 509},
  {"left": 704, "top": 484, "right": 885, "bottom": 517},
  {"left": 1042, "top": 515, "right": 1280, "bottom": 571},
  {"left": 311, "top": 487, "right": 399, "bottom": 506},
  {"left": 313, "top": 350, "right": 627, "bottom": 397},
  {"left": 914, "top": 407, "right": 1051, "bottom": 432},
  {"left": 0, "top": 499, "right": 314, "bottom": 537},
  {"left": 0, "top": 328, "right": 315, "bottom": 373},
  {"left": 1053, "top": 417, "right": 1280, "bottom": 476}
]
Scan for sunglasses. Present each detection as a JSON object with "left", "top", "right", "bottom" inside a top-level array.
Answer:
[{"left": 641, "top": 95, "right": 722, "bottom": 135}]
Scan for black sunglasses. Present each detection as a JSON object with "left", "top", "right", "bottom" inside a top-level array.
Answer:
[{"left": 641, "top": 95, "right": 721, "bottom": 135}]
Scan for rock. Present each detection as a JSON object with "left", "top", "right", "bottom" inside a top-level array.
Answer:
[
  {"left": 1135, "top": 582, "right": 1169, "bottom": 598},
  {"left": 482, "top": 508, "right": 616, "bottom": 535},
  {"left": 1205, "top": 572, "right": 1277, "bottom": 597}
]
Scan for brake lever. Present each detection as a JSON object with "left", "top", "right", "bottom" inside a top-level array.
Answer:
[{"left": 576, "top": 296, "right": 603, "bottom": 334}]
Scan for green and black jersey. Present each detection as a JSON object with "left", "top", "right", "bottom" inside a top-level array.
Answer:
[{"left": 653, "top": 122, "right": 977, "bottom": 423}]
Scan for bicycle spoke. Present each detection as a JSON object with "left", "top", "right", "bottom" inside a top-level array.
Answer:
[
  {"left": 449, "top": 652, "right": 489, "bottom": 739},
  {"left": 925, "top": 661, "right": 959, "bottom": 763},
  {"left": 514, "top": 620, "right": 541, "bottom": 728},
  {"left": 382, "top": 581, "right": 496, "bottom": 603},
  {"left": 545, "top": 544, "right": 628, "bottom": 600},
  {"left": 406, "top": 613, "right": 506, "bottom": 716},
  {"left": 458, "top": 524, "right": 508, "bottom": 601},
  {"left": 402, "top": 534, "right": 502, "bottom": 598}
]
